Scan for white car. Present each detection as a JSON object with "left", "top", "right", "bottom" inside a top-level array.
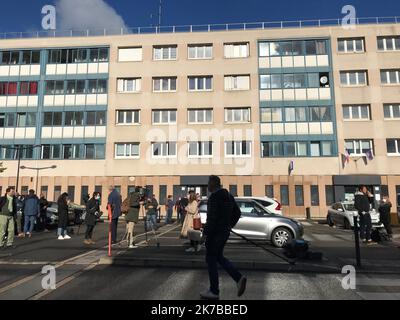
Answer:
[
  {"left": 327, "top": 201, "right": 383, "bottom": 229},
  {"left": 240, "top": 197, "right": 283, "bottom": 215}
]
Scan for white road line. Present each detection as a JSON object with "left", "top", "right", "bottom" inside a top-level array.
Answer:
[
  {"left": 311, "top": 234, "right": 338, "bottom": 242},
  {"left": 356, "top": 292, "right": 400, "bottom": 300}
]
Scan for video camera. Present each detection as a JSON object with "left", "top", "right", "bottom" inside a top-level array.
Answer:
[{"left": 138, "top": 186, "right": 151, "bottom": 202}]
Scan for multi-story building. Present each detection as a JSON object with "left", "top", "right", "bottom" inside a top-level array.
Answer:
[{"left": 0, "top": 19, "right": 399, "bottom": 219}]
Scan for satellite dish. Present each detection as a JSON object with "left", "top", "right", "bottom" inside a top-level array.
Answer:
[{"left": 319, "top": 73, "right": 330, "bottom": 87}]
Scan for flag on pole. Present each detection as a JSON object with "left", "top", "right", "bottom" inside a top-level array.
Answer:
[{"left": 341, "top": 149, "right": 350, "bottom": 168}]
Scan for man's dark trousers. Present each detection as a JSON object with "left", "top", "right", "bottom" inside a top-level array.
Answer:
[
  {"left": 205, "top": 231, "right": 242, "bottom": 295},
  {"left": 359, "top": 212, "right": 372, "bottom": 240},
  {"left": 111, "top": 217, "right": 119, "bottom": 243}
]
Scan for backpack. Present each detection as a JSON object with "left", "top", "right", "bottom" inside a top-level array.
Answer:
[
  {"left": 230, "top": 194, "right": 241, "bottom": 228},
  {"left": 121, "top": 197, "right": 130, "bottom": 214}
]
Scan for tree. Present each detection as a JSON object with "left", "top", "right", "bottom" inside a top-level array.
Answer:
[{"left": 0, "top": 162, "right": 6, "bottom": 173}]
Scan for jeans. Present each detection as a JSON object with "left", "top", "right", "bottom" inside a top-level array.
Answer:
[
  {"left": 205, "top": 231, "right": 242, "bottom": 295},
  {"left": 111, "top": 218, "right": 119, "bottom": 243},
  {"left": 24, "top": 216, "right": 36, "bottom": 234},
  {"left": 15, "top": 211, "right": 23, "bottom": 234},
  {"left": 146, "top": 214, "right": 157, "bottom": 231},
  {"left": 359, "top": 212, "right": 372, "bottom": 241},
  {"left": 165, "top": 208, "right": 173, "bottom": 224},
  {"left": 126, "top": 222, "right": 135, "bottom": 246},
  {"left": 85, "top": 225, "right": 94, "bottom": 239},
  {"left": 57, "top": 227, "right": 67, "bottom": 237},
  {"left": 0, "top": 215, "right": 14, "bottom": 247}
]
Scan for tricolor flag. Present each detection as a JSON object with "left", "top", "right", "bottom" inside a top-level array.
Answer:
[
  {"left": 341, "top": 149, "right": 350, "bottom": 168},
  {"left": 366, "top": 149, "right": 374, "bottom": 161}
]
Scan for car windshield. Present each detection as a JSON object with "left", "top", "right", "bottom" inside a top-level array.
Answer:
[{"left": 343, "top": 203, "right": 355, "bottom": 211}]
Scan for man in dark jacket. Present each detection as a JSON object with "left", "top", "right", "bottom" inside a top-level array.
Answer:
[
  {"left": 39, "top": 194, "right": 49, "bottom": 232},
  {"left": 126, "top": 188, "right": 141, "bottom": 248},
  {"left": 200, "top": 175, "right": 247, "bottom": 300},
  {"left": 354, "top": 185, "right": 374, "bottom": 243},
  {"left": 378, "top": 196, "right": 393, "bottom": 240},
  {"left": 0, "top": 187, "right": 17, "bottom": 248},
  {"left": 23, "top": 190, "right": 40, "bottom": 238},
  {"left": 108, "top": 186, "right": 122, "bottom": 244}
]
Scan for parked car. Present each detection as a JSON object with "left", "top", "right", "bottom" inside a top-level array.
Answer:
[
  {"left": 198, "top": 197, "right": 303, "bottom": 248},
  {"left": 327, "top": 201, "right": 383, "bottom": 229},
  {"left": 46, "top": 201, "right": 87, "bottom": 226},
  {"left": 240, "top": 196, "right": 282, "bottom": 215}
]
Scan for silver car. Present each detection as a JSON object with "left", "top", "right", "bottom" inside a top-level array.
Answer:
[
  {"left": 199, "top": 198, "right": 304, "bottom": 248},
  {"left": 327, "top": 202, "right": 383, "bottom": 229}
]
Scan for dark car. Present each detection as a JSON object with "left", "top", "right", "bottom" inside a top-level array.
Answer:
[{"left": 46, "top": 201, "right": 87, "bottom": 226}]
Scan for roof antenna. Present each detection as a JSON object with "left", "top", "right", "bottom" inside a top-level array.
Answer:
[{"left": 158, "top": 0, "right": 163, "bottom": 28}]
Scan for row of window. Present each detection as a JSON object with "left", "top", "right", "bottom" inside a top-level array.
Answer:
[
  {"left": 45, "top": 79, "right": 107, "bottom": 95},
  {"left": 0, "top": 50, "right": 41, "bottom": 65},
  {"left": 47, "top": 48, "right": 109, "bottom": 64},
  {"left": 0, "top": 144, "right": 105, "bottom": 160},
  {"left": 339, "top": 103, "right": 400, "bottom": 121},
  {"left": 259, "top": 40, "right": 328, "bottom": 57},
  {"left": 339, "top": 69, "right": 400, "bottom": 86},
  {"left": 117, "top": 75, "right": 251, "bottom": 93},
  {"left": 0, "top": 81, "right": 38, "bottom": 96},
  {"left": 260, "top": 106, "right": 332, "bottom": 123},
  {"left": 337, "top": 36, "right": 400, "bottom": 53},
  {"left": 346, "top": 138, "right": 400, "bottom": 156},
  {"left": 0, "top": 113, "right": 36, "bottom": 127},
  {"left": 260, "top": 72, "right": 330, "bottom": 90},
  {"left": 118, "top": 42, "right": 249, "bottom": 62},
  {"left": 116, "top": 108, "right": 251, "bottom": 125},
  {"left": 261, "top": 141, "right": 334, "bottom": 157},
  {"left": 114, "top": 141, "right": 252, "bottom": 158}
]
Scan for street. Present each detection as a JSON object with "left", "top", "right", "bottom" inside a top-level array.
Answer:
[{"left": 0, "top": 219, "right": 399, "bottom": 300}]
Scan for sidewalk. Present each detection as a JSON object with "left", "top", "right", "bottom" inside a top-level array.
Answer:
[{"left": 99, "top": 222, "right": 400, "bottom": 274}]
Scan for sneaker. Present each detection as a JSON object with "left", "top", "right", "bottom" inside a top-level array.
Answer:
[
  {"left": 63, "top": 235, "right": 71, "bottom": 240},
  {"left": 57, "top": 235, "right": 64, "bottom": 240},
  {"left": 237, "top": 276, "right": 247, "bottom": 297},
  {"left": 6, "top": 244, "right": 16, "bottom": 249},
  {"left": 18, "top": 233, "right": 25, "bottom": 238},
  {"left": 185, "top": 247, "right": 196, "bottom": 253},
  {"left": 196, "top": 244, "right": 202, "bottom": 252},
  {"left": 83, "top": 239, "right": 91, "bottom": 245},
  {"left": 200, "top": 290, "right": 219, "bottom": 300},
  {"left": 129, "top": 244, "right": 138, "bottom": 249},
  {"left": 89, "top": 239, "right": 96, "bottom": 244}
]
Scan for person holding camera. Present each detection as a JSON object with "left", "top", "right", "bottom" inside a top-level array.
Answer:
[
  {"left": 84, "top": 192, "right": 101, "bottom": 245},
  {"left": 145, "top": 194, "right": 159, "bottom": 232},
  {"left": 354, "top": 185, "right": 375, "bottom": 244},
  {"left": 126, "top": 187, "right": 141, "bottom": 249}
]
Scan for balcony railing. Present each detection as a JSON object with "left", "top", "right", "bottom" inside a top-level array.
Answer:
[{"left": 0, "top": 16, "right": 399, "bottom": 40}]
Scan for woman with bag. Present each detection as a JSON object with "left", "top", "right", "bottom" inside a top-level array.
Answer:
[
  {"left": 84, "top": 192, "right": 101, "bottom": 245},
  {"left": 180, "top": 192, "right": 201, "bottom": 252}
]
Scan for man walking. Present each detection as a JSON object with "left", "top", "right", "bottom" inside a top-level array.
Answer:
[
  {"left": 354, "top": 185, "right": 374, "bottom": 244},
  {"left": 165, "top": 195, "right": 174, "bottom": 225},
  {"left": 39, "top": 194, "right": 49, "bottom": 232},
  {"left": 23, "top": 189, "right": 40, "bottom": 238},
  {"left": 200, "top": 175, "right": 247, "bottom": 300},
  {"left": 145, "top": 194, "right": 159, "bottom": 231},
  {"left": 0, "top": 187, "right": 17, "bottom": 249},
  {"left": 107, "top": 186, "right": 122, "bottom": 244}
]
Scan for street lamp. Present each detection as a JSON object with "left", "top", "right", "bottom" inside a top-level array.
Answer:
[
  {"left": 20, "top": 165, "right": 57, "bottom": 196},
  {"left": 2, "top": 145, "right": 42, "bottom": 193}
]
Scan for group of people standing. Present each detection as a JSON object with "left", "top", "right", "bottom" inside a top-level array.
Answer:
[
  {"left": 0, "top": 187, "right": 50, "bottom": 249},
  {"left": 354, "top": 185, "right": 393, "bottom": 243}
]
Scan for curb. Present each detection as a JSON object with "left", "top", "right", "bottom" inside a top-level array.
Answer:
[{"left": 98, "top": 256, "right": 342, "bottom": 274}]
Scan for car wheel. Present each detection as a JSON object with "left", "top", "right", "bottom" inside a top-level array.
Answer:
[
  {"left": 327, "top": 215, "right": 334, "bottom": 227},
  {"left": 271, "top": 227, "right": 293, "bottom": 248},
  {"left": 344, "top": 218, "right": 351, "bottom": 230}
]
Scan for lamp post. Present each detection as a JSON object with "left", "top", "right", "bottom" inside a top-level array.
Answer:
[
  {"left": 20, "top": 165, "right": 57, "bottom": 195},
  {"left": 2, "top": 145, "right": 42, "bottom": 193}
]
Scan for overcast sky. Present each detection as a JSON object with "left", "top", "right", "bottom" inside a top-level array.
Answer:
[{"left": 0, "top": 0, "right": 399, "bottom": 33}]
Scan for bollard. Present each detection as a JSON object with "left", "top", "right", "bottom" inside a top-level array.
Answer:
[{"left": 353, "top": 214, "right": 361, "bottom": 267}]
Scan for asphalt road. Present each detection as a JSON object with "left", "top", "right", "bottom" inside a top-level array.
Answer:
[{"left": 0, "top": 220, "right": 399, "bottom": 300}]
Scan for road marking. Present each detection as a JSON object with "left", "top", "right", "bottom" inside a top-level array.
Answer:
[
  {"left": 311, "top": 234, "right": 338, "bottom": 242},
  {"left": 0, "top": 223, "right": 179, "bottom": 298},
  {"left": 356, "top": 291, "right": 400, "bottom": 300}
]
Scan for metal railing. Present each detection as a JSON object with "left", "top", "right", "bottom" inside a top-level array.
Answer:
[{"left": 0, "top": 16, "right": 399, "bottom": 40}]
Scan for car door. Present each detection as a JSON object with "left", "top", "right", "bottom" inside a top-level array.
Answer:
[
  {"left": 233, "top": 200, "right": 267, "bottom": 239},
  {"left": 331, "top": 203, "right": 341, "bottom": 224}
]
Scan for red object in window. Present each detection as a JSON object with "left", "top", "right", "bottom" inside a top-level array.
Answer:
[
  {"left": 29, "top": 82, "right": 38, "bottom": 95},
  {"left": 0, "top": 82, "right": 6, "bottom": 96},
  {"left": 7, "top": 82, "right": 17, "bottom": 95}
]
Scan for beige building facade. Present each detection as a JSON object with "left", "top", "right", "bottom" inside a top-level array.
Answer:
[{"left": 0, "top": 22, "right": 400, "bottom": 220}]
